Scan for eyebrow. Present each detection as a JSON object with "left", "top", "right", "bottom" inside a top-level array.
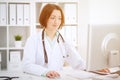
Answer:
[{"left": 50, "top": 15, "right": 61, "bottom": 18}]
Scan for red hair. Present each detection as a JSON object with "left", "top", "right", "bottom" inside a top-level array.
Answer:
[{"left": 39, "top": 3, "right": 65, "bottom": 29}]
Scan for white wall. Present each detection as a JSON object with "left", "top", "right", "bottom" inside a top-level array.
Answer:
[
  {"left": 89, "top": 0, "right": 120, "bottom": 24},
  {"left": 78, "top": 0, "right": 120, "bottom": 64}
]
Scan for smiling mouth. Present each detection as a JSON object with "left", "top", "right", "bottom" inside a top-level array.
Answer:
[{"left": 53, "top": 25, "right": 59, "bottom": 27}]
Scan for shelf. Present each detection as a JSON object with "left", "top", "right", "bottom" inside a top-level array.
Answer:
[
  {"left": 9, "top": 27, "right": 30, "bottom": 47},
  {"left": 0, "top": 0, "right": 30, "bottom": 3},
  {"left": 0, "top": 2, "right": 31, "bottom": 70},
  {"left": 9, "top": 47, "right": 24, "bottom": 50},
  {"left": 35, "top": 0, "right": 78, "bottom": 3},
  {"left": 0, "top": 25, "right": 7, "bottom": 27},
  {"left": 0, "top": 48, "right": 8, "bottom": 50},
  {"left": 8, "top": 25, "right": 31, "bottom": 27},
  {"left": 36, "top": 23, "right": 78, "bottom": 26}
]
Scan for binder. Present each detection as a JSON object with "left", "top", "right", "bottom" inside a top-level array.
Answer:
[
  {"left": 0, "top": 52, "right": 1, "bottom": 62},
  {"left": 9, "top": 4, "right": 16, "bottom": 25},
  {"left": 9, "top": 51, "right": 22, "bottom": 71},
  {"left": 64, "top": 4, "right": 77, "bottom": 24},
  {"left": 64, "top": 4, "right": 70, "bottom": 24},
  {"left": 23, "top": 4, "right": 30, "bottom": 25},
  {"left": 10, "top": 51, "right": 21, "bottom": 63},
  {"left": 0, "top": 52, "right": 1, "bottom": 70},
  {"left": 65, "top": 26, "right": 77, "bottom": 47},
  {"left": 71, "top": 26, "right": 77, "bottom": 46},
  {"left": 0, "top": 4, "right": 2, "bottom": 25},
  {"left": 70, "top": 4, "right": 77, "bottom": 24},
  {"left": 17, "top": 4, "right": 23, "bottom": 25},
  {"left": 0, "top": 3, "right": 7, "bottom": 25}
]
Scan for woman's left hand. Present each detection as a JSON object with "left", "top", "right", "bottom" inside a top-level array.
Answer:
[{"left": 46, "top": 71, "right": 60, "bottom": 78}]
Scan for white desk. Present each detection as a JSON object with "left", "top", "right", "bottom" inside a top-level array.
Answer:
[
  {"left": 0, "top": 67, "right": 120, "bottom": 80},
  {"left": 0, "top": 71, "right": 92, "bottom": 80}
]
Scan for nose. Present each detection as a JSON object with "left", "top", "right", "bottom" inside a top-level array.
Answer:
[
  {"left": 54, "top": 18, "right": 59, "bottom": 24},
  {"left": 55, "top": 18, "right": 61, "bottom": 24}
]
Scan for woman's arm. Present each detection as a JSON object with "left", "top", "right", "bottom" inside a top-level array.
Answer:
[
  {"left": 22, "top": 36, "right": 48, "bottom": 76},
  {"left": 64, "top": 41, "right": 86, "bottom": 70}
]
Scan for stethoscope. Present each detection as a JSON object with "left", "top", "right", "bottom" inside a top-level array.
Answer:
[
  {"left": 42, "top": 29, "right": 65, "bottom": 63},
  {"left": 0, "top": 76, "right": 19, "bottom": 80}
]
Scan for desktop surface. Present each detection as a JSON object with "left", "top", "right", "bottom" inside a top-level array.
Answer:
[
  {"left": 0, "top": 71, "right": 92, "bottom": 80},
  {"left": 0, "top": 66, "right": 120, "bottom": 80}
]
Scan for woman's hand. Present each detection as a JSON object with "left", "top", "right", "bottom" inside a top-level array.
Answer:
[{"left": 46, "top": 71, "right": 60, "bottom": 78}]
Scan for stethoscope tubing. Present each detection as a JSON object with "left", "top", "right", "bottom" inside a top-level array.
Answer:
[{"left": 42, "top": 29, "right": 65, "bottom": 63}]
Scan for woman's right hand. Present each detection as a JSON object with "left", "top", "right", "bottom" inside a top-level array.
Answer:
[{"left": 46, "top": 71, "right": 60, "bottom": 78}]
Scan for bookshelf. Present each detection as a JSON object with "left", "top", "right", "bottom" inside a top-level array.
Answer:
[
  {"left": 0, "top": 1, "right": 31, "bottom": 70},
  {"left": 0, "top": 0, "right": 79, "bottom": 71}
]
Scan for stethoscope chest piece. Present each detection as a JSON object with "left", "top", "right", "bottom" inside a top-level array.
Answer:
[{"left": 63, "top": 54, "right": 69, "bottom": 58}]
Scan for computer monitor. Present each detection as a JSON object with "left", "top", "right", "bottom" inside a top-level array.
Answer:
[{"left": 86, "top": 24, "right": 120, "bottom": 71}]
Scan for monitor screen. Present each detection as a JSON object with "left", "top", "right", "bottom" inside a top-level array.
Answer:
[{"left": 86, "top": 24, "right": 120, "bottom": 71}]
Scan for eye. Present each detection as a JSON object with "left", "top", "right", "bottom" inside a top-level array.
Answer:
[
  {"left": 58, "top": 17, "right": 62, "bottom": 20},
  {"left": 50, "top": 17, "right": 55, "bottom": 19}
]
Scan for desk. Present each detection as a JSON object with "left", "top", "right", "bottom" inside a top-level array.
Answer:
[
  {"left": 0, "top": 71, "right": 92, "bottom": 80},
  {"left": 0, "top": 67, "right": 120, "bottom": 80}
]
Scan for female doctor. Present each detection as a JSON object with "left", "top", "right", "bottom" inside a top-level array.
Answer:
[{"left": 22, "top": 3, "right": 86, "bottom": 78}]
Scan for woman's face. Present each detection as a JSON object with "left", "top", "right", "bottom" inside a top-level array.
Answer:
[{"left": 46, "top": 9, "right": 62, "bottom": 31}]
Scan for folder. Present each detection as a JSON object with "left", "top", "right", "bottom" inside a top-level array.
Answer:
[
  {"left": 0, "top": 52, "right": 1, "bottom": 70},
  {"left": 0, "top": 4, "right": 2, "bottom": 24},
  {"left": 9, "top": 51, "right": 22, "bottom": 71},
  {"left": 64, "top": 4, "right": 70, "bottom": 24},
  {"left": 9, "top": 4, "right": 16, "bottom": 25},
  {"left": 23, "top": 4, "right": 30, "bottom": 25},
  {"left": 0, "top": 3, "right": 7, "bottom": 25},
  {"left": 64, "top": 4, "right": 77, "bottom": 24},
  {"left": 17, "top": 4, "right": 23, "bottom": 25},
  {"left": 70, "top": 4, "right": 77, "bottom": 24},
  {"left": 65, "top": 26, "right": 77, "bottom": 47},
  {"left": 10, "top": 51, "right": 21, "bottom": 63},
  {"left": 0, "top": 52, "right": 1, "bottom": 62}
]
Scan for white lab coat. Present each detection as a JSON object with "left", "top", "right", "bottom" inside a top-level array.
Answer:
[{"left": 22, "top": 30, "right": 86, "bottom": 76}]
